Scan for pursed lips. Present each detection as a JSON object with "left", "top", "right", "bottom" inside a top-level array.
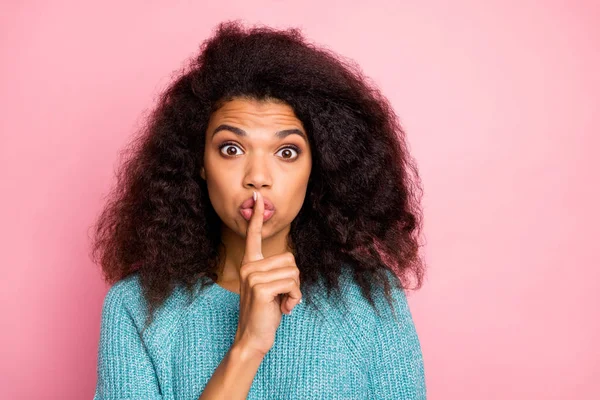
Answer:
[
  {"left": 239, "top": 194, "right": 276, "bottom": 222},
  {"left": 239, "top": 195, "right": 275, "bottom": 211}
]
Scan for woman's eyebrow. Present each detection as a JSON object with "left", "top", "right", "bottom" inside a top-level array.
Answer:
[{"left": 212, "top": 124, "right": 307, "bottom": 143}]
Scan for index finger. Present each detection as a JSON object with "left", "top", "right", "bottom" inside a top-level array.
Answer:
[{"left": 242, "top": 190, "right": 264, "bottom": 263}]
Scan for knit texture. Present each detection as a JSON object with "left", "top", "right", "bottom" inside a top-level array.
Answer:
[{"left": 93, "top": 269, "right": 426, "bottom": 399}]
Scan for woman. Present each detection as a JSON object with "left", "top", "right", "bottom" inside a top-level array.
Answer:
[{"left": 91, "top": 20, "right": 427, "bottom": 399}]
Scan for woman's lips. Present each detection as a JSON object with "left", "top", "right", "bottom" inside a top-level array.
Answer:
[
  {"left": 239, "top": 195, "right": 275, "bottom": 210},
  {"left": 239, "top": 208, "right": 275, "bottom": 222},
  {"left": 239, "top": 193, "right": 275, "bottom": 222}
]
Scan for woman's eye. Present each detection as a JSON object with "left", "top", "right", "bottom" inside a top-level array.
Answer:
[
  {"left": 218, "top": 143, "right": 301, "bottom": 160},
  {"left": 275, "top": 146, "right": 300, "bottom": 160},
  {"left": 219, "top": 143, "right": 243, "bottom": 157}
]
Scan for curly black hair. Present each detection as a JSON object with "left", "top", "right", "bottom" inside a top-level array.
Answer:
[{"left": 89, "top": 20, "right": 426, "bottom": 330}]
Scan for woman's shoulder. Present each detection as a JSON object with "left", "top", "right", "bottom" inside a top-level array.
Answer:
[
  {"left": 295, "top": 266, "right": 411, "bottom": 376},
  {"left": 99, "top": 272, "right": 197, "bottom": 342},
  {"left": 101, "top": 273, "right": 155, "bottom": 319},
  {"left": 100, "top": 273, "right": 144, "bottom": 318},
  {"left": 103, "top": 272, "right": 195, "bottom": 308},
  {"left": 105, "top": 271, "right": 142, "bottom": 296},
  {"left": 317, "top": 265, "right": 409, "bottom": 317},
  {"left": 310, "top": 266, "right": 411, "bottom": 347}
]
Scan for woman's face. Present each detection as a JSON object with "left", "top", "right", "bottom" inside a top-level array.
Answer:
[{"left": 201, "top": 97, "right": 312, "bottom": 240}]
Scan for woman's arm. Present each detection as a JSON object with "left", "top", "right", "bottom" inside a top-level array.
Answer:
[
  {"left": 366, "top": 286, "right": 427, "bottom": 399},
  {"left": 93, "top": 284, "right": 163, "bottom": 400},
  {"left": 198, "top": 339, "right": 265, "bottom": 400}
]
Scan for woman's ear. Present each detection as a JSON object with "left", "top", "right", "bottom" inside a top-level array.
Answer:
[{"left": 200, "top": 167, "right": 206, "bottom": 180}]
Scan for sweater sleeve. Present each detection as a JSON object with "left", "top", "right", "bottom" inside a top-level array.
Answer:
[
  {"left": 93, "top": 281, "right": 163, "bottom": 400},
  {"left": 366, "top": 285, "right": 427, "bottom": 399}
]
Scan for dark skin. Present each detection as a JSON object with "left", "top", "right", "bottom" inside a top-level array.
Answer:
[{"left": 200, "top": 97, "right": 312, "bottom": 294}]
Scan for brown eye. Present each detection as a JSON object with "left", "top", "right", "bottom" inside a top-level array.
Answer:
[
  {"left": 276, "top": 146, "right": 300, "bottom": 160},
  {"left": 219, "top": 143, "right": 243, "bottom": 157}
]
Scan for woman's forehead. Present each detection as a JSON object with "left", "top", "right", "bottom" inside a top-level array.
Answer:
[{"left": 209, "top": 98, "right": 303, "bottom": 127}]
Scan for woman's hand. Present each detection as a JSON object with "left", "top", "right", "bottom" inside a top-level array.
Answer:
[{"left": 233, "top": 190, "right": 303, "bottom": 357}]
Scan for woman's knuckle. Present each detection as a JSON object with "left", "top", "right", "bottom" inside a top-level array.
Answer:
[
  {"left": 240, "top": 263, "right": 251, "bottom": 278},
  {"left": 286, "top": 252, "right": 295, "bottom": 264},
  {"left": 252, "top": 282, "right": 264, "bottom": 293}
]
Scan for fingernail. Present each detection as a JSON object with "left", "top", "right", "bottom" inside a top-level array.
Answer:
[{"left": 253, "top": 191, "right": 257, "bottom": 201}]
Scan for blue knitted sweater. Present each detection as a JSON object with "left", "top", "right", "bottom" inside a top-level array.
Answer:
[{"left": 93, "top": 270, "right": 426, "bottom": 399}]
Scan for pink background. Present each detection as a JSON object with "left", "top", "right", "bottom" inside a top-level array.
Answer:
[{"left": 1, "top": 1, "right": 598, "bottom": 398}]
